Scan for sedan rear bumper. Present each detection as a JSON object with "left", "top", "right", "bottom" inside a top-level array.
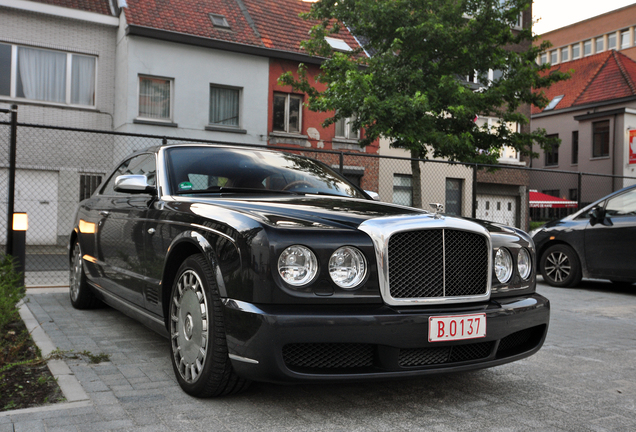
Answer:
[{"left": 222, "top": 294, "right": 550, "bottom": 384}]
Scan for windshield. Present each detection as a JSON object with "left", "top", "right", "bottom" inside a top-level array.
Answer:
[{"left": 165, "top": 146, "right": 366, "bottom": 199}]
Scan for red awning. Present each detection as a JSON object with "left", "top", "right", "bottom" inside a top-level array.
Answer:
[{"left": 529, "top": 191, "right": 578, "bottom": 209}]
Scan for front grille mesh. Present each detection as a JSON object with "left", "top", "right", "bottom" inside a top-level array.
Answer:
[
  {"left": 388, "top": 229, "right": 488, "bottom": 299},
  {"left": 283, "top": 343, "right": 373, "bottom": 369},
  {"left": 399, "top": 341, "right": 494, "bottom": 367}
]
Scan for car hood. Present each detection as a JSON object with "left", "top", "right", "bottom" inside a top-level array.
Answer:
[{"left": 174, "top": 195, "right": 517, "bottom": 234}]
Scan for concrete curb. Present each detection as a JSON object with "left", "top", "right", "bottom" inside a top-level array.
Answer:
[{"left": 17, "top": 295, "right": 91, "bottom": 404}]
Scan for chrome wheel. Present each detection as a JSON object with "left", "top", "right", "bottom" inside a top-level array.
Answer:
[
  {"left": 70, "top": 245, "right": 82, "bottom": 302},
  {"left": 170, "top": 269, "right": 209, "bottom": 384},
  {"left": 545, "top": 251, "right": 570, "bottom": 283}
]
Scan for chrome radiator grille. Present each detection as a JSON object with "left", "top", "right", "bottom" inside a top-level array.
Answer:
[{"left": 388, "top": 229, "right": 489, "bottom": 299}]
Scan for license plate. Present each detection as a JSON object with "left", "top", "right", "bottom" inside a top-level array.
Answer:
[{"left": 428, "top": 313, "right": 486, "bottom": 342}]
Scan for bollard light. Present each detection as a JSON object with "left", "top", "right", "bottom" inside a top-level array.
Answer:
[
  {"left": 12, "top": 212, "right": 28, "bottom": 231},
  {"left": 11, "top": 212, "right": 27, "bottom": 290}
]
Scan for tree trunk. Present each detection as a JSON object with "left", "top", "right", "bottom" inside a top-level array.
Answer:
[{"left": 410, "top": 149, "right": 423, "bottom": 209}]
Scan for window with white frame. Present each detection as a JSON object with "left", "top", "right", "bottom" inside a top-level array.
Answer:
[
  {"left": 273, "top": 93, "right": 302, "bottom": 133},
  {"left": 584, "top": 40, "right": 592, "bottom": 56},
  {"left": 335, "top": 115, "right": 360, "bottom": 140},
  {"left": 595, "top": 37, "right": 604, "bottom": 53},
  {"left": 393, "top": 175, "right": 412, "bottom": 207},
  {"left": 572, "top": 44, "right": 580, "bottom": 59},
  {"left": 608, "top": 33, "right": 617, "bottom": 50},
  {"left": 621, "top": 30, "right": 631, "bottom": 49},
  {"left": 539, "top": 52, "right": 547, "bottom": 65},
  {"left": 560, "top": 47, "right": 569, "bottom": 62},
  {"left": 138, "top": 75, "right": 173, "bottom": 121},
  {"left": 0, "top": 43, "right": 96, "bottom": 106},
  {"left": 209, "top": 85, "right": 240, "bottom": 127},
  {"left": 550, "top": 50, "right": 557, "bottom": 64}
]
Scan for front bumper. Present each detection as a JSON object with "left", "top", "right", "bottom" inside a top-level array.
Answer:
[{"left": 222, "top": 294, "right": 550, "bottom": 384}]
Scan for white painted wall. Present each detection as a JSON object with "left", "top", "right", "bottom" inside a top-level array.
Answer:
[{"left": 113, "top": 32, "right": 270, "bottom": 162}]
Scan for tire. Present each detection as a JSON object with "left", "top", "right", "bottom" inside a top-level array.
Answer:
[
  {"left": 540, "top": 244, "right": 582, "bottom": 288},
  {"left": 69, "top": 241, "right": 101, "bottom": 309},
  {"left": 169, "top": 254, "right": 251, "bottom": 397}
]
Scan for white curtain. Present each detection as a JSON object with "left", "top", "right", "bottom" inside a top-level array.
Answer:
[
  {"left": 18, "top": 47, "right": 66, "bottom": 103},
  {"left": 71, "top": 55, "right": 95, "bottom": 106},
  {"left": 139, "top": 77, "right": 171, "bottom": 119},
  {"left": 209, "top": 86, "right": 239, "bottom": 126}
]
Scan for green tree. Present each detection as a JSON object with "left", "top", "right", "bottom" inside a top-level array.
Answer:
[{"left": 280, "top": 0, "right": 568, "bottom": 208}]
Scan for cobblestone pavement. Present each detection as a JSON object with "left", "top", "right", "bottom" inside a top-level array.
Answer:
[{"left": 2, "top": 279, "right": 635, "bottom": 431}]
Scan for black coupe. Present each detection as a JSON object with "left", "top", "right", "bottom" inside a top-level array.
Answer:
[
  {"left": 70, "top": 144, "right": 549, "bottom": 397},
  {"left": 532, "top": 184, "right": 636, "bottom": 287}
]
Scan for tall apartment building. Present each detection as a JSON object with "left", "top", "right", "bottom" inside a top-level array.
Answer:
[{"left": 537, "top": 3, "right": 636, "bottom": 65}]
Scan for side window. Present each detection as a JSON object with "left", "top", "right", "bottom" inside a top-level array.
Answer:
[
  {"left": 100, "top": 154, "right": 156, "bottom": 195},
  {"left": 604, "top": 189, "right": 636, "bottom": 217}
]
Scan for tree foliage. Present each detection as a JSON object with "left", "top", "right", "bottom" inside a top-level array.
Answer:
[{"left": 279, "top": 0, "right": 569, "bottom": 165}]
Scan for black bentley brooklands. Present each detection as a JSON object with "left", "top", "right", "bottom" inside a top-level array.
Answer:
[{"left": 69, "top": 144, "right": 549, "bottom": 397}]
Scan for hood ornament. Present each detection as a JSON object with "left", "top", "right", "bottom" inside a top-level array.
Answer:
[{"left": 429, "top": 203, "right": 444, "bottom": 219}]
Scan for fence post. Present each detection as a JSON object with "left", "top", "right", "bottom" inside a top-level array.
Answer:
[
  {"left": 339, "top": 152, "right": 344, "bottom": 174},
  {"left": 577, "top": 172, "right": 582, "bottom": 210},
  {"left": 162, "top": 137, "right": 168, "bottom": 145},
  {"left": 6, "top": 104, "right": 17, "bottom": 256},
  {"left": 472, "top": 163, "right": 477, "bottom": 219}
]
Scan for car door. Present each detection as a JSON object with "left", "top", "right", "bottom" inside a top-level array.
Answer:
[
  {"left": 584, "top": 188, "right": 636, "bottom": 280},
  {"left": 93, "top": 153, "right": 157, "bottom": 306}
]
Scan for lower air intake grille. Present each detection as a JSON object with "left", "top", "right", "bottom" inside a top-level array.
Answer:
[
  {"left": 496, "top": 325, "right": 546, "bottom": 358},
  {"left": 283, "top": 343, "right": 374, "bottom": 370},
  {"left": 399, "top": 341, "right": 494, "bottom": 367}
]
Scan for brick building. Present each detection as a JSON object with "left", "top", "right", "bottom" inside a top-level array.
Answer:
[{"left": 537, "top": 3, "right": 636, "bottom": 65}]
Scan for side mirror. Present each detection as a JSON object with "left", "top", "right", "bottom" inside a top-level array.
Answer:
[
  {"left": 114, "top": 175, "right": 156, "bottom": 195},
  {"left": 590, "top": 206, "right": 604, "bottom": 221},
  {"left": 589, "top": 205, "right": 612, "bottom": 227},
  {"left": 365, "top": 190, "right": 380, "bottom": 201}
]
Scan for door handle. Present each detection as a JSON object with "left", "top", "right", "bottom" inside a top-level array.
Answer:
[{"left": 99, "top": 211, "right": 110, "bottom": 217}]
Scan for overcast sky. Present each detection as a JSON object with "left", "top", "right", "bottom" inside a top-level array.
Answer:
[{"left": 532, "top": 0, "right": 636, "bottom": 34}]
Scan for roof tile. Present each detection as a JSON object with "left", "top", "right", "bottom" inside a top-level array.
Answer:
[
  {"left": 533, "top": 51, "right": 636, "bottom": 115},
  {"left": 123, "top": 0, "right": 364, "bottom": 56},
  {"left": 27, "top": 0, "right": 114, "bottom": 16}
]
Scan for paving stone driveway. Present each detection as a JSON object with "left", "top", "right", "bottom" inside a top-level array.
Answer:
[{"left": 2, "top": 280, "right": 636, "bottom": 431}]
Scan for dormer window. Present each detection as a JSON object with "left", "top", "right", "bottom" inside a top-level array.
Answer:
[{"left": 209, "top": 14, "right": 230, "bottom": 29}]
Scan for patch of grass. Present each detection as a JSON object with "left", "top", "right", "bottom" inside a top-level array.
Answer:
[
  {"left": 0, "top": 256, "right": 64, "bottom": 412},
  {"left": 49, "top": 349, "right": 110, "bottom": 364},
  {"left": 529, "top": 221, "right": 547, "bottom": 231}
]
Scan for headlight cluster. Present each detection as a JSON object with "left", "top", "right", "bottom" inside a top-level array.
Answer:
[
  {"left": 494, "top": 248, "right": 532, "bottom": 283},
  {"left": 278, "top": 245, "right": 367, "bottom": 289}
]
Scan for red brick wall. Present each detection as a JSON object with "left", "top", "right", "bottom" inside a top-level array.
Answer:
[{"left": 267, "top": 59, "right": 380, "bottom": 154}]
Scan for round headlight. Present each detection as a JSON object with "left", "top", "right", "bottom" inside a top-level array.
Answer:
[
  {"left": 494, "top": 248, "right": 513, "bottom": 283},
  {"left": 278, "top": 245, "right": 318, "bottom": 286},
  {"left": 329, "top": 247, "right": 367, "bottom": 289},
  {"left": 517, "top": 248, "right": 532, "bottom": 280}
]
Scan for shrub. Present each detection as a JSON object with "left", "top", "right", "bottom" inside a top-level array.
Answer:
[{"left": 0, "top": 255, "right": 24, "bottom": 333}]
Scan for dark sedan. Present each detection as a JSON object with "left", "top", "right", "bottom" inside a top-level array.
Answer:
[
  {"left": 531, "top": 184, "right": 636, "bottom": 287},
  {"left": 70, "top": 144, "right": 549, "bottom": 397}
]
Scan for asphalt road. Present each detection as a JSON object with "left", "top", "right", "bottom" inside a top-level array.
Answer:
[{"left": 3, "top": 278, "right": 635, "bottom": 431}]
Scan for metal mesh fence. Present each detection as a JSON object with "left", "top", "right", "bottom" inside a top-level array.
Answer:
[{"left": 1, "top": 120, "right": 635, "bottom": 287}]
